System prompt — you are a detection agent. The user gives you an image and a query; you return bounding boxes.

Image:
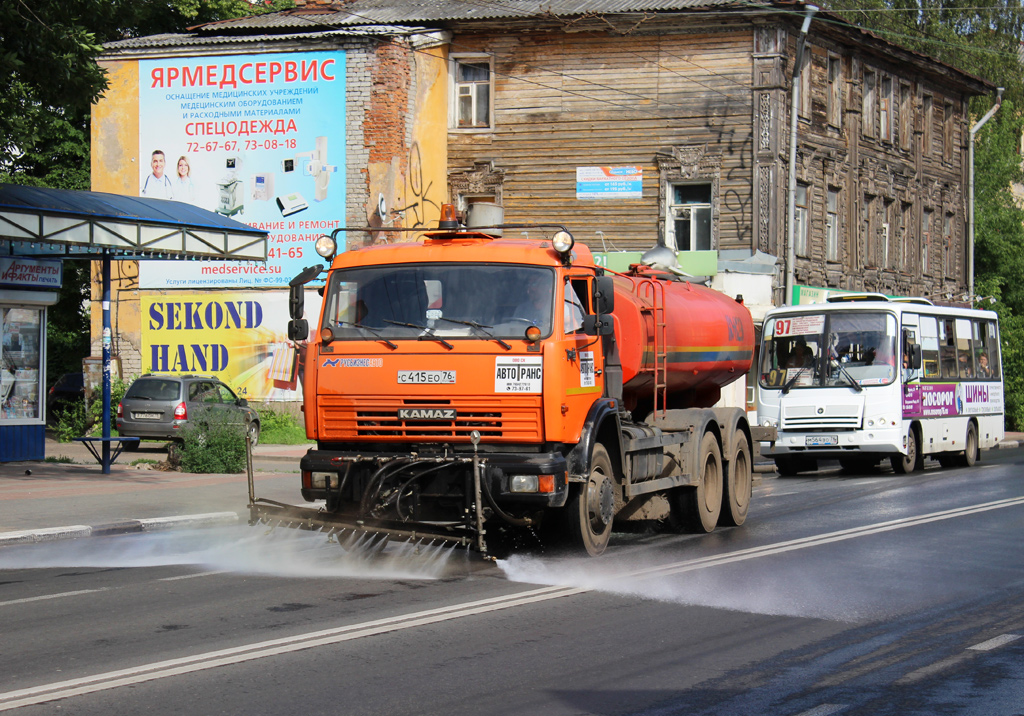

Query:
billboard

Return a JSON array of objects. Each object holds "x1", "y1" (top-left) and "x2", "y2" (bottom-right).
[
  {"x1": 140, "y1": 290, "x2": 321, "y2": 402},
  {"x1": 137, "y1": 51, "x2": 346, "y2": 289}
]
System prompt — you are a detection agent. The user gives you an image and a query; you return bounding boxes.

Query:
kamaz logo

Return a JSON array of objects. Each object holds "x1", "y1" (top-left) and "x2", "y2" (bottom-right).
[{"x1": 398, "y1": 408, "x2": 457, "y2": 420}]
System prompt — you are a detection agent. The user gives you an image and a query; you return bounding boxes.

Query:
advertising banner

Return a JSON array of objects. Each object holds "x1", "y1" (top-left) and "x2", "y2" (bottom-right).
[
  {"x1": 902, "y1": 382, "x2": 1003, "y2": 418},
  {"x1": 140, "y1": 290, "x2": 321, "y2": 402},
  {"x1": 575, "y1": 167, "x2": 642, "y2": 200},
  {"x1": 137, "y1": 51, "x2": 346, "y2": 289}
]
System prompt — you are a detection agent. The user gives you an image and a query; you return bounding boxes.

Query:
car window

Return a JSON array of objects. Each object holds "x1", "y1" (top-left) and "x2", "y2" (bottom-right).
[
  {"x1": 188, "y1": 382, "x2": 205, "y2": 401},
  {"x1": 215, "y1": 383, "x2": 237, "y2": 403},
  {"x1": 125, "y1": 378, "x2": 181, "y2": 401}
]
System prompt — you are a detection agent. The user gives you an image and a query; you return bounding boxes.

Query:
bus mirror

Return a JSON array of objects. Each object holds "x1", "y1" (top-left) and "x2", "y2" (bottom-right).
[
  {"x1": 287, "y1": 318, "x2": 309, "y2": 342},
  {"x1": 289, "y1": 283, "x2": 304, "y2": 320},
  {"x1": 594, "y1": 276, "x2": 615, "y2": 315},
  {"x1": 910, "y1": 343, "x2": 922, "y2": 370}
]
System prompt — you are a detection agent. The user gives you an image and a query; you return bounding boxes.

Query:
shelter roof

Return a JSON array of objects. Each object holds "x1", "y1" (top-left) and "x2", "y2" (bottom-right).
[{"x1": 0, "y1": 184, "x2": 267, "y2": 261}]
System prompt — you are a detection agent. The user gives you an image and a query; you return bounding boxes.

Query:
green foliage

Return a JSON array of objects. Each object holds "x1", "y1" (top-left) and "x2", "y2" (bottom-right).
[
  {"x1": 88, "y1": 376, "x2": 131, "y2": 435},
  {"x1": 44, "y1": 455, "x2": 75, "y2": 464},
  {"x1": 53, "y1": 402, "x2": 89, "y2": 442},
  {"x1": 175, "y1": 414, "x2": 247, "y2": 474},
  {"x1": 256, "y1": 404, "x2": 312, "y2": 444}
]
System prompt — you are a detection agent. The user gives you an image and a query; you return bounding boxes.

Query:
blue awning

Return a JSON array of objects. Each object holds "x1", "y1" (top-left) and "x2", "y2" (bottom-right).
[{"x1": 0, "y1": 183, "x2": 267, "y2": 261}]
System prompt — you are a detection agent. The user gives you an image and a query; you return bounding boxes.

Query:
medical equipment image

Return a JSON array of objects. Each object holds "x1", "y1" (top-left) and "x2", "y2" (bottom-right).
[
  {"x1": 281, "y1": 158, "x2": 296, "y2": 173},
  {"x1": 276, "y1": 192, "x2": 308, "y2": 217},
  {"x1": 216, "y1": 155, "x2": 245, "y2": 216},
  {"x1": 252, "y1": 173, "x2": 275, "y2": 201},
  {"x1": 293, "y1": 136, "x2": 336, "y2": 202}
]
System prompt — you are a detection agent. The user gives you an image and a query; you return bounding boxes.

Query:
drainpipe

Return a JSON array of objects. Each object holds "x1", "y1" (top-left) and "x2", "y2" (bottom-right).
[
  {"x1": 785, "y1": 4, "x2": 818, "y2": 305},
  {"x1": 968, "y1": 87, "x2": 1003, "y2": 304}
]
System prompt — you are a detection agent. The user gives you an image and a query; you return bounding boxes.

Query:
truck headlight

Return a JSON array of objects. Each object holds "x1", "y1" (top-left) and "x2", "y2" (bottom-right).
[{"x1": 510, "y1": 474, "x2": 556, "y2": 493}]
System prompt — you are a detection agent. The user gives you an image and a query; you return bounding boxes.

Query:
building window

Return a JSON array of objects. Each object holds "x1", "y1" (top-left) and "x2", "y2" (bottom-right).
[
  {"x1": 799, "y1": 48, "x2": 812, "y2": 119},
  {"x1": 863, "y1": 70, "x2": 876, "y2": 138},
  {"x1": 901, "y1": 201, "x2": 912, "y2": 272},
  {"x1": 944, "y1": 212, "x2": 955, "y2": 276},
  {"x1": 899, "y1": 82, "x2": 912, "y2": 150},
  {"x1": 826, "y1": 187, "x2": 840, "y2": 262},
  {"x1": 922, "y1": 209, "x2": 932, "y2": 276},
  {"x1": 452, "y1": 57, "x2": 492, "y2": 129},
  {"x1": 795, "y1": 183, "x2": 810, "y2": 257},
  {"x1": 863, "y1": 194, "x2": 875, "y2": 266},
  {"x1": 880, "y1": 76, "x2": 893, "y2": 142},
  {"x1": 922, "y1": 95, "x2": 933, "y2": 155},
  {"x1": 827, "y1": 56, "x2": 842, "y2": 127},
  {"x1": 882, "y1": 198, "x2": 893, "y2": 268},
  {"x1": 943, "y1": 102, "x2": 954, "y2": 159},
  {"x1": 667, "y1": 183, "x2": 713, "y2": 251}
]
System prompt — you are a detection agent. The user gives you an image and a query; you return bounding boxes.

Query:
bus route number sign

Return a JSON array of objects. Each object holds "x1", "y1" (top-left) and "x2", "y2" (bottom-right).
[{"x1": 773, "y1": 315, "x2": 826, "y2": 337}]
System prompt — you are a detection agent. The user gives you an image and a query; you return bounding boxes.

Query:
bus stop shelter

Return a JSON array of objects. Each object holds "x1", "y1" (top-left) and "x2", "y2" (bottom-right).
[{"x1": 0, "y1": 183, "x2": 268, "y2": 471}]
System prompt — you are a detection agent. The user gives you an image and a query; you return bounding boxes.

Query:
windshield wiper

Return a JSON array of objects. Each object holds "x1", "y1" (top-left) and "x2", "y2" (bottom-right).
[
  {"x1": 382, "y1": 319, "x2": 454, "y2": 350},
  {"x1": 337, "y1": 321, "x2": 398, "y2": 350},
  {"x1": 831, "y1": 360, "x2": 864, "y2": 392},
  {"x1": 435, "y1": 317, "x2": 512, "y2": 350},
  {"x1": 781, "y1": 365, "x2": 809, "y2": 394}
]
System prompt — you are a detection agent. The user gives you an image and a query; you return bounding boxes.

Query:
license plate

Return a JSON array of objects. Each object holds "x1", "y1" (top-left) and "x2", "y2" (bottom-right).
[
  {"x1": 132, "y1": 412, "x2": 161, "y2": 420},
  {"x1": 397, "y1": 370, "x2": 456, "y2": 384},
  {"x1": 805, "y1": 435, "x2": 838, "y2": 446}
]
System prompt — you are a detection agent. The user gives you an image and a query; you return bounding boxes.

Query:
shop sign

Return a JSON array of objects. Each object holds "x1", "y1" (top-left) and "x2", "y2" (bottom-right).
[{"x1": 0, "y1": 257, "x2": 62, "y2": 289}]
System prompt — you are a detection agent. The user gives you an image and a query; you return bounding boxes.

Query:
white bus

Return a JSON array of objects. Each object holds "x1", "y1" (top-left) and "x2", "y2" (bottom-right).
[{"x1": 756, "y1": 294, "x2": 1004, "y2": 475}]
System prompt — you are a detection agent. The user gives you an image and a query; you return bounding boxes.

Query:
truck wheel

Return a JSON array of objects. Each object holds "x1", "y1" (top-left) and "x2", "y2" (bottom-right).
[
  {"x1": 678, "y1": 431, "x2": 722, "y2": 533},
  {"x1": 890, "y1": 427, "x2": 919, "y2": 474},
  {"x1": 961, "y1": 423, "x2": 979, "y2": 467},
  {"x1": 721, "y1": 429, "x2": 750, "y2": 527},
  {"x1": 775, "y1": 455, "x2": 800, "y2": 477},
  {"x1": 567, "y1": 444, "x2": 615, "y2": 556}
]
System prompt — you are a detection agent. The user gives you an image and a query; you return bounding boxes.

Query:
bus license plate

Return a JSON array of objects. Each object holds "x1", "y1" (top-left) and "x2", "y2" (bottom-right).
[{"x1": 805, "y1": 435, "x2": 838, "y2": 446}]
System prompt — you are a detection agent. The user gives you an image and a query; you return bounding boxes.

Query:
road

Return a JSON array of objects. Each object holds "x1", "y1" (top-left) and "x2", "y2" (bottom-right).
[{"x1": 1, "y1": 447, "x2": 1023, "y2": 715}]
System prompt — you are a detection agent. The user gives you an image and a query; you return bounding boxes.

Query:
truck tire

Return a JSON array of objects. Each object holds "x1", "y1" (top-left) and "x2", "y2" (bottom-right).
[
  {"x1": 678, "y1": 431, "x2": 722, "y2": 533},
  {"x1": 721, "y1": 429, "x2": 750, "y2": 527},
  {"x1": 567, "y1": 443, "x2": 615, "y2": 556}
]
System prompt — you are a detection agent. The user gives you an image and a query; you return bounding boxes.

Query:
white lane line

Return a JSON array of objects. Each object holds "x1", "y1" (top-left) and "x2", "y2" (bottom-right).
[
  {"x1": 968, "y1": 633, "x2": 1021, "y2": 651},
  {"x1": 158, "y1": 571, "x2": 228, "y2": 582},
  {"x1": 3, "y1": 495, "x2": 1024, "y2": 710},
  {"x1": 794, "y1": 705, "x2": 847, "y2": 716},
  {"x1": 0, "y1": 584, "x2": 584, "y2": 711},
  {"x1": 0, "y1": 588, "x2": 109, "y2": 608}
]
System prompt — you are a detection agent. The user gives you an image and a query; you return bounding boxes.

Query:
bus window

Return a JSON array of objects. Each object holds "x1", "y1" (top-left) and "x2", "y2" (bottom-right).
[
  {"x1": 939, "y1": 318, "x2": 958, "y2": 379},
  {"x1": 919, "y1": 316, "x2": 939, "y2": 379},
  {"x1": 955, "y1": 318, "x2": 974, "y2": 378},
  {"x1": 976, "y1": 320, "x2": 1000, "y2": 380}
]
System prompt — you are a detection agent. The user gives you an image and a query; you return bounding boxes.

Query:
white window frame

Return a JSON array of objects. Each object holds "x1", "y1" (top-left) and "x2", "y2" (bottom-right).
[
  {"x1": 666, "y1": 183, "x2": 713, "y2": 252},
  {"x1": 826, "y1": 187, "x2": 840, "y2": 262},
  {"x1": 795, "y1": 183, "x2": 810, "y2": 257},
  {"x1": 450, "y1": 54, "x2": 494, "y2": 131}
]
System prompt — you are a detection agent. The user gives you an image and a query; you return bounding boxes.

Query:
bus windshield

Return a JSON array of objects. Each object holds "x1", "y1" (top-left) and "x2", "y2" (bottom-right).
[{"x1": 760, "y1": 312, "x2": 898, "y2": 390}]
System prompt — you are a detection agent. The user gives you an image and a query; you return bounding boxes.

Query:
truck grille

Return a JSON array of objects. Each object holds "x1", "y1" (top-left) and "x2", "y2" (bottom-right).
[{"x1": 317, "y1": 396, "x2": 543, "y2": 441}]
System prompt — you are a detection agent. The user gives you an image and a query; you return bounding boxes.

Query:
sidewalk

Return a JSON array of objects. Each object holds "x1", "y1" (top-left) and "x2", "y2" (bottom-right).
[
  {"x1": 2, "y1": 434, "x2": 1021, "y2": 547},
  {"x1": 0, "y1": 437, "x2": 310, "y2": 544}
]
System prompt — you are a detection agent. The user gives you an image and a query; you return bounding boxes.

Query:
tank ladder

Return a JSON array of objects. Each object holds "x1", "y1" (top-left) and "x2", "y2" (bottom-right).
[{"x1": 637, "y1": 278, "x2": 669, "y2": 419}]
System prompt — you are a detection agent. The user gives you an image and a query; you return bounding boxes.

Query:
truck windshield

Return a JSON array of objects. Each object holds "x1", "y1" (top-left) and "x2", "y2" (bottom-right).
[
  {"x1": 759, "y1": 311, "x2": 898, "y2": 390},
  {"x1": 321, "y1": 263, "x2": 556, "y2": 340}
]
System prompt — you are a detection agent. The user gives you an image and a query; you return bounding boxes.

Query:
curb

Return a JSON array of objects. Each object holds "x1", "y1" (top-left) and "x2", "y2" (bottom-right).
[
  {"x1": 0, "y1": 511, "x2": 240, "y2": 547},
  {"x1": 993, "y1": 440, "x2": 1020, "y2": 450}
]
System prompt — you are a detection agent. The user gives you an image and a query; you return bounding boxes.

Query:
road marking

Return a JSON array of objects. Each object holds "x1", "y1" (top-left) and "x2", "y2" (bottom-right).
[
  {"x1": 794, "y1": 705, "x2": 847, "y2": 716},
  {"x1": 2, "y1": 495, "x2": 1024, "y2": 710},
  {"x1": 158, "y1": 571, "x2": 228, "y2": 582},
  {"x1": 968, "y1": 633, "x2": 1021, "y2": 651},
  {"x1": 0, "y1": 588, "x2": 109, "y2": 607}
]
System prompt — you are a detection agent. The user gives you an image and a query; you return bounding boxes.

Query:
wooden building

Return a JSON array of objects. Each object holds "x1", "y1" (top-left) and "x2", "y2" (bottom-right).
[{"x1": 243, "y1": 0, "x2": 992, "y2": 304}]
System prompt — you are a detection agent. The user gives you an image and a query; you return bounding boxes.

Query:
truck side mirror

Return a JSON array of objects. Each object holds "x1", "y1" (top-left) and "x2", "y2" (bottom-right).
[
  {"x1": 582, "y1": 315, "x2": 614, "y2": 336},
  {"x1": 288, "y1": 318, "x2": 309, "y2": 342},
  {"x1": 594, "y1": 276, "x2": 615, "y2": 315},
  {"x1": 289, "y1": 284, "x2": 304, "y2": 320}
]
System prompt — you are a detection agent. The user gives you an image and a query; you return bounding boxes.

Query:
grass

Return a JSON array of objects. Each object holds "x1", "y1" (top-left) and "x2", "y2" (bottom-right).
[
  {"x1": 256, "y1": 405, "x2": 314, "y2": 445},
  {"x1": 44, "y1": 455, "x2": 75, "y2": 463}
]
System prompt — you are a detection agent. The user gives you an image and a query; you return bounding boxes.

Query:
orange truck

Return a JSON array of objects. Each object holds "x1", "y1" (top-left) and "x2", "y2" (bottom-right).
[{"x1": 250, "y1": 206, "x2": 760, "y2": 557}]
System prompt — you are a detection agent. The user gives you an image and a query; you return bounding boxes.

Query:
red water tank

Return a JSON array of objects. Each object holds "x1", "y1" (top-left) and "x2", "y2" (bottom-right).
[{"x1": 610, "y1": 268, "x2": 754, "y2": 409}]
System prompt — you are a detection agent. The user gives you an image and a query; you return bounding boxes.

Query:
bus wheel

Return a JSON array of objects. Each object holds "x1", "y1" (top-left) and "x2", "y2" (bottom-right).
[
  {"x1": 721, "y1": 429, "x2": 751, "y2": 527},
  {"x1": 890, "y1": 428, "x2": 919, "y2": 474},
  {"x1": 961, "y1": 423, "x2": 979, "y2": 467},
  {"x1": 678, "y1": 432, "x2": 723, "y2": 532},
  {"x1": 567, "y1": 443, "x2": 615, "y2": 556}
]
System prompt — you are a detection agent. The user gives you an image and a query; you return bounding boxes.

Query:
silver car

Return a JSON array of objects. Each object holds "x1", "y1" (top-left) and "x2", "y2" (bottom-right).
[{"x1": 117, "y1": 374, "x2": 260, "y2": 448}]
